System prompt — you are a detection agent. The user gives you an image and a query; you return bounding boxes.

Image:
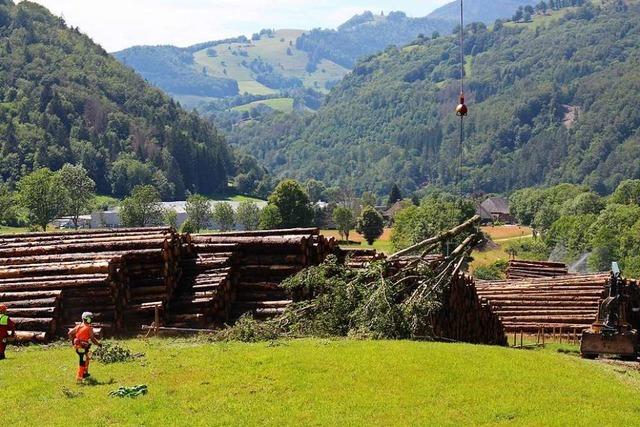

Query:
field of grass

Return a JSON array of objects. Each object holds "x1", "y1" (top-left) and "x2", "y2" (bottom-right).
[
  {"x1": 504, "y1": 8, "x2": 573, "y2": 30},
  {"x1": 232, "y1": 97, "x2": 294, "y2": 113},
  {"x1": 0, "y1": 225, "x2": 28, "y2": 234},
  {"x1": 3, "y1": 338, "x2": 640, "y2": 425},
  {"x1": 322, "y1": 228, "x2": 393, "y2": 254},
  {"x1": 471, "y1": 225, "x2": 534, "y2": 270},
  {"x1": 193, "y1": 29, "x2": 349, "y2": 96}
]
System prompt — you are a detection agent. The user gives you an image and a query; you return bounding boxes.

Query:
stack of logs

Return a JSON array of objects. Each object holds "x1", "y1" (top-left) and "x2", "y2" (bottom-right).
[
  {"x1": 506, "y1": 260, "x2": 569, "y2": 279},
  {"x1": 432, "y1": 274, "x2": 507, "y2": 345},
  {"x1": 0, "y1": 228, "x2": 180, "y2": 341},
  {"x1": 183, "y1": 228, "x2": 337, "y2": 322},
  {"x1": 476, "y1": 274, "x2": 609, "y2": 333}
]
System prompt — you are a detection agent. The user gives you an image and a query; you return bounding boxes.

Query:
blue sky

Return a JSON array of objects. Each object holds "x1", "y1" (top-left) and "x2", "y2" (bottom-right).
[{"x1": 26, "y1": 0, "x2": 452, "y2": 51}]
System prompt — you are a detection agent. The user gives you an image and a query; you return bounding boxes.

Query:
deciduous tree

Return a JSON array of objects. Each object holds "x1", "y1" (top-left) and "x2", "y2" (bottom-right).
[
  {"x1": 17, "y1": 168, "x2": 66, "y2": 231},
  {"x1": 120, "y1": 185, "x2": 164, "y2": 227},
  {"x1": 59, "y1": 164, "x2": 95, "y2": 229},
  {"x1": 357, "y1": 206, "x2": 384, "y2": 245}
]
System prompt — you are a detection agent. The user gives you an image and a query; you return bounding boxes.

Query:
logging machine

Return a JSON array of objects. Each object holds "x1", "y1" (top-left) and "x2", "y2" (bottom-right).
[{"x1": 580, "y1": 262, "x2": 640, "y2": 360}]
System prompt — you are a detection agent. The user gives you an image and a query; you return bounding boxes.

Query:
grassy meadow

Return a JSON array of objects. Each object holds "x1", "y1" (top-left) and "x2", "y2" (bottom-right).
[
  {"x1": 193, "y1": 29, "x2": 349, "y2": 96},
  {"x1": 322, "y1": 228, "x2": 394, "y2": 254},
  {"x1": 2, "y1": 338, "x2": 640, "y2": 426}
]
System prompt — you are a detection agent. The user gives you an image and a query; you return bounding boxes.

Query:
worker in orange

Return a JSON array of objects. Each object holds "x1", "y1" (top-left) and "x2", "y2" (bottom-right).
[
  {"x1": 68, "y1": 311, "x2": 101, "y2": 382},
  {"x1": 0, "y1": 304, "x2": 16, "y2": 360}
]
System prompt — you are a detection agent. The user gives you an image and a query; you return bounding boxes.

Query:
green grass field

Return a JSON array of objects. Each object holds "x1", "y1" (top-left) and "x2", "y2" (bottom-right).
[
  {"x1": 232, "y1": 97, "x2": 294, "y2": 113},
  {"x1": 0, "y1": 225, "x2": 28, "y2": 234},
  {"x1": 193, "y1": 29, "x2": 349, "y2": 96},
  {"x1": 3, "y1": 339, "x2": 640, "y2": 426}
]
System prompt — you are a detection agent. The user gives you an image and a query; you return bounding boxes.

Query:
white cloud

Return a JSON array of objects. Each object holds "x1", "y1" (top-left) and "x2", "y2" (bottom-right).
[{"x1": 23, "y1": 0, "x2": 452, "y2": 51}]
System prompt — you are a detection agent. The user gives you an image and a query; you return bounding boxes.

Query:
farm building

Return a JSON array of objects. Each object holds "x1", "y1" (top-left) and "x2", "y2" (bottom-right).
[{"x1": 477, "y1": 197, "x2": 514, "y2": 224}]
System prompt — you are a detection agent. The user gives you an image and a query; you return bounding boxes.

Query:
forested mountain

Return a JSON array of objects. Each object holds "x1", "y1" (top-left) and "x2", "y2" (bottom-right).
[
  {"x1": 295, "y1": 0, "x2": 536, "y2": 69},
  {"x1": 428, "y1": 0, "x2": 536, "y2": 22},
  {"x1": 0, "y1": 0, "x2": 232, "y2": 199},
  {"x1": 226, "y1": 2, "x2": 640, "y2": 197}
]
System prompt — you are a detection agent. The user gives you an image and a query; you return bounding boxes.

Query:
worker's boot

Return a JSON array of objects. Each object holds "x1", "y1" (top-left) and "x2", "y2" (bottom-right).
[{"x1": 0, "y1": 353, "x2": 5, "y2": 360}]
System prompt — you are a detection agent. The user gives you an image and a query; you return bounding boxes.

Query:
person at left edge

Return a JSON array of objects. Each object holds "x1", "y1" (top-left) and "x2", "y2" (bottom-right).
[{"x1": 0, "y1": 304, "x2": 16, "y2": 360}]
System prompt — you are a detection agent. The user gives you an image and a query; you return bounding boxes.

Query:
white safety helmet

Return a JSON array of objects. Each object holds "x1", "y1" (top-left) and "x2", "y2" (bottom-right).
[{"x1": 82, "y1": 311, "x2": 94, "y2": 323}]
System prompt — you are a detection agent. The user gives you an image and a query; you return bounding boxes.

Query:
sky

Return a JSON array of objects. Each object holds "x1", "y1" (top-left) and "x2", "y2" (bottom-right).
[{"x1": 24, "y1": 0, "x2": 452, "y2": 52}]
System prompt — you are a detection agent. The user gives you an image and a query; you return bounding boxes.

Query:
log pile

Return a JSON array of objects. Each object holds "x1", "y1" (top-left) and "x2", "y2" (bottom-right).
[
  {"x1": 186, "y1": 228, "x2": 337, "y2": 322},
  {"x1": 339, "y1": 248, "x2": 386, "y2": 269},
  {"x1": 168, "y1": 249, "x2": 237, "y2": 328},
  {"x1": 506, "y1": 260, "x2": 569, "y2": 279},
  {"x1": 431, "y1": 274, "x2": 507, "y2": 345},
  {"x1": 476, "y1": 274, "x2": 609, "y2": 333},
  {"x1": 0, "y1": 228, "x2": 179, "y2": 341}
]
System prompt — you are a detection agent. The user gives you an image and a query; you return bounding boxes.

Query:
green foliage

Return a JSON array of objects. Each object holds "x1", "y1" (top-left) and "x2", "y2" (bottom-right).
[
  {"x1": 268, "y1": 180, "x2": 313, "y2": 228},
  {"x1": 163, "y1": 209, "x2": 178, "y2": 229},
  {"x1": 357, "y1": 207, "x2": 385, "y2": 245},
  {"x1": 109, "y1": 384, "x2": 148, "y2": 398},
  {"x1": 211, "y1": 314, "x2": 280, "y2": 342},
  {"x1": 59, "y1": 164, "x2": 95, "y2": 229},
  {"x1": 0, "y1": 1, "x2": 231, "y2": 197},
  {"x1": 387, "y1": 184, "x2": 402, "y2": 206},
  {"x1": 332, "y1": 206, "x2": 354, "y2": 241},
  {"x1": 119, "y1": 185, "x2": 164, "y2": 227},
  {"x1": 181, "y1": 219, "x2": 197, "y2": 234},
  {"x1": 473, "y1": 260, "x2": 508, "y2": 280},
  {"x1": 185, "y1": 194, "x2": 211, "y2": 232},
  {"x1": 0, "y1": 181, "x2": 17, "y2": 225},
  {"x1": 281, "y1": 255, "x2": 442, "y2": 339},
  {"x1": 16, "y1": 168, "x2": 66, "y2": 231},
  {"x1": 505, "y1": 238, "x2": 550, "y2": 261},
  {"x1": 259, "y1": 204, "x2": 282, "y2": 230},
  {"x1": 610, "y1": 180, "x2": 640, "y2": 205},
  {"x1": 587, "y1": 203, "x2": 640, "y2": 272},
  {"x1": 212, "y1": 202, "x2": 235, "y2": 231},
  {"x1": 391, "y1": 192, "x2": 474, "y2": 251},
  {"x1": 235, "y1": 201, "x2": 261, "y2": 231},
  {"x1": 230, "y1": 5, "x2": 640, "y2": 197},
  {"x1": 304, "y1": 179, "x2": 326, "y2": 203},
  {"x1": 93, "y1": 342, "x2": 143, "y2": 364}
]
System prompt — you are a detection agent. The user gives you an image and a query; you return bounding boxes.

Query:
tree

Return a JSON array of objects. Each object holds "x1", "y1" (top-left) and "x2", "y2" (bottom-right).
[
  {"x1": 305, "y1": 179, "x2": 326, "y2": 202},
  {"x1": 0, "y1": 181, "x2": 15, "y2": 225},
  {"x1": 332, "y1": 206, "x2": 355, "y2": 241},
  {"x1": 17, "y1": 168, "x2": 66, "y2": 231},
  {"x1": 120, "y1": 185, "x2": 164, "y2": 227},
  {"x1": 236, "y1": 201, "x2": 261, "y2": 231},
  {"x1": 259, "y1": 204, "x2": 282, "y2": 230},
  {"x1": 59, "y1": 164, "x2": 96, "y2": 229},
  {"x1": 387, "y1": 184, "x2": 402, "y2": 206},
  {"x1": 535, "y1": 1, "x2": 548, "y2": 13},
  {"x1": 361, "y1": 191, "x2": 377, "y2": 208},
  {"x1": 164, "y1": 209, "x2": 178, "y2": 229},
  {"x1": 185, "y1": 194, "x2": 212, "y2": 232},
  {"x1": 357, "y1": 206, "x2": 384, "y2": 245},
  {"x1": 268, "y1": 180, "x2": 314, "y2": 228},
  {"x1": 513, "y1": 7, "x2": 524, "y2": 22},
  {"x1": 610, "y1": 180, "x2": 640, "y2": 205},
  {"x1": 212, "y1": 202, "x2": 235, "y2": 231}
]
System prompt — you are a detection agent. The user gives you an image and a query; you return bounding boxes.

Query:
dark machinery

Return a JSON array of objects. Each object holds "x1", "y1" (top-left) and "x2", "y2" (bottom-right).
[{"x1": 580, "y1": 262, "x2": 639, "y2": 360}]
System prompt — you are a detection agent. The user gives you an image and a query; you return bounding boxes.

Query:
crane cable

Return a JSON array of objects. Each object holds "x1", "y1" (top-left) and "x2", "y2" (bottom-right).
[{"x1": 455, "y1": 0, "x2": 468, "y2": 187}]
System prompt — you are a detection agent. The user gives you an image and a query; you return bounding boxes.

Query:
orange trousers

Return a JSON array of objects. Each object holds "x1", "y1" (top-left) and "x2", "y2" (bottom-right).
[{"x1": 75, "y1": 347, "x2": 91, "y2": 381}]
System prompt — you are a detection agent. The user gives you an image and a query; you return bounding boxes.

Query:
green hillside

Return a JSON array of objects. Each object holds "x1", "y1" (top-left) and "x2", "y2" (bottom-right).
[
  {"x1": 0, "y1": 0, "x2": 232, "y2": 199},
  {"x1": 227, "y1": 2, "x2": 640, "y2": 196},
  {"x1": 194, "y1": 29, "x2": 348, "y2": 96}
]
